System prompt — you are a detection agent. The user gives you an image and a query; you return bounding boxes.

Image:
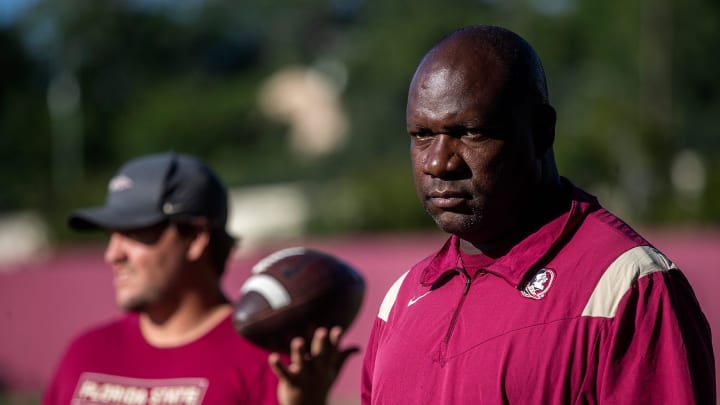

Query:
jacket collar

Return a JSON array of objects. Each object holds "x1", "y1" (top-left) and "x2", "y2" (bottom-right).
[{"x1": 420, "y1": 182, "x2": 599, "y2": 289}]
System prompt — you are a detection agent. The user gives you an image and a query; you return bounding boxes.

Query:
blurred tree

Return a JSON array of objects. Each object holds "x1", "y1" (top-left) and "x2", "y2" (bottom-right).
[
  {"x1": 1, "y1": 0, "x2": 718, "y2": 243},
  {"x1": 0, "y1": 27, "x2": 52, "y2": 212}
]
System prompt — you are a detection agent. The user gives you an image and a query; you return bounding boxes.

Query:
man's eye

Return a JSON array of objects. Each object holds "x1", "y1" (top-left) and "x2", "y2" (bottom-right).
[
  {"x1": 125, "y1": 230, "x2": 160, "y2": 244},
  {"x1": 410, "y1": 131, "x2": 433, "y2": 139},
  {"x1": 119, "y1": 223, "x2": 168, "y2": 245},
  {"x1": 463, "y1": 127, "x2": 501, "y2": 141},
  {"x1": 464, "y1": 128, "x2": 484, "y2": 137}
]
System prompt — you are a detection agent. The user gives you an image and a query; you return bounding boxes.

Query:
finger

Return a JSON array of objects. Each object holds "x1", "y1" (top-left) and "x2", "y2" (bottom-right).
[
  {"x1": 310, "y1": 327, "x2": 330, "y2": 357},
  {"x1": 268, "y1": 352, "x2": 293, "y2": 381},
  {"x1": 328, "y1": 325, "x2": 344, "y2": 346},
  {"x1": 289, "y1": 336, "x2": 307, "y2": 368},
  {"x1": 335, "y1": 346, "x2": 360, "y2": 371}
]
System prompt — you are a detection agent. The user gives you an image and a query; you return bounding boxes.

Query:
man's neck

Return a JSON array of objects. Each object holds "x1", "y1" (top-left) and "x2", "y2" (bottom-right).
[
  {"x1": 461, "y1": 180, "x2": 571, "y2": 257},
  {"x1": 139, "y1": 296, "x2": 231, "y2": 348}
]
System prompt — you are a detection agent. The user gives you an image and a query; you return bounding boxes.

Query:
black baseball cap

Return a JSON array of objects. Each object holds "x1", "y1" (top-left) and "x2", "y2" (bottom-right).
[{"x1": 68, "y1": 152, "x2": 229, "y2": 232}]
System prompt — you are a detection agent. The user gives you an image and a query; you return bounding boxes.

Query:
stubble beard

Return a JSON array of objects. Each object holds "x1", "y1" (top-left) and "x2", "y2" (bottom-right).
[
  {"x1": 426, "y1": 202, "x2": 485, "y2": 240},
  {"x1": 118, "y1": 295, "x2": 150, "y2": 313}
]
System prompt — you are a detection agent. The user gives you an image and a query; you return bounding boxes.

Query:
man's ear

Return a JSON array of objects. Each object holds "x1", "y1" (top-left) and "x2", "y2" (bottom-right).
[
  {"x1": 533, "y1": 104, "x2": 556, "y2": 157},
  {"x1": 186, "y1": 226, "x2": 210, "y2": 262}
]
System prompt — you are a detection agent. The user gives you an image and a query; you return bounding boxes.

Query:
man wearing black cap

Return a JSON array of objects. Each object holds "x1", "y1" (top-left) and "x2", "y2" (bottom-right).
[{"x1": 43, "y1": 152, "x2": 345, "y2": 405}]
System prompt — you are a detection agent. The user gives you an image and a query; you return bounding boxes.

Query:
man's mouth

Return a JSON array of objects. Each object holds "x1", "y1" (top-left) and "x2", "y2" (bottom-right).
[
  {"x1": 113, "y1": 266, "x2": 133, "y2": 286},
  {"x1": 427, "y1": 190, "x2": 467, "y2": 209}
]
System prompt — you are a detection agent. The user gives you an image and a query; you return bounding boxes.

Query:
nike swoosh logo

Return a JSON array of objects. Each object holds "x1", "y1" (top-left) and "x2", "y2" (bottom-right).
[{"x1": 407, "y1": 290, "x2": 432, "y2": 307}]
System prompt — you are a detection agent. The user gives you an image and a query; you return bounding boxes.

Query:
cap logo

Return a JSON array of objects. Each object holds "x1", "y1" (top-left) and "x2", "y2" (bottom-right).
[
  {"x1": 108, "y1": 174, "x2": 134, "y2": 192},
  {"x1": 163, "y1": 202, "x2": 180, "y2": 214},
  {"x1": 521, "y1": 268, "x2": 555, "y2": 300}
]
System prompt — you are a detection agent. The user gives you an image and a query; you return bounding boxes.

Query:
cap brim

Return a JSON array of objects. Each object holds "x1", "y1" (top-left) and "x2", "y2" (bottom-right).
[{"x1": 68, "y1": 206, "x2": 167, "y2": 231}]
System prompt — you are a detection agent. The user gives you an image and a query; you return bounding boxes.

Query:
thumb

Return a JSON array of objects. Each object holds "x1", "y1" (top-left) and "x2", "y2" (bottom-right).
[{"x1": 334, "y1": 346, "x2": 360, "y2": 371}]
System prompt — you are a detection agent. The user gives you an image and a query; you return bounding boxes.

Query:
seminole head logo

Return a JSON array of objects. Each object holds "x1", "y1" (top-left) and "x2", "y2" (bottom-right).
[{"x1": 521, "y1": 268, "x2": 555, "y2": 300}]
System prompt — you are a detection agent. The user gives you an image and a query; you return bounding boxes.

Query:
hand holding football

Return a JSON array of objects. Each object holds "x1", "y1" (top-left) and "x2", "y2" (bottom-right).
[{"x1": 233, "y1": 247, "x2": 365, "y2": 353}]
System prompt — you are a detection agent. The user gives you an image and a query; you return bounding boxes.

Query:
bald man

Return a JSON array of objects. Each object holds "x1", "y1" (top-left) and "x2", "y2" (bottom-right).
[{"x1": 361, "y1": 25, "x2": 715, "y2": 404}]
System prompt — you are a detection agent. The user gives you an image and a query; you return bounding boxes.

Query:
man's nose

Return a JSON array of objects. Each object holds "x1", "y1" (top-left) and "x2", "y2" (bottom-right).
[
  {"x1": 422, "y1": 135, "x2": 465, "y2": 178},
  {"x1": 104, "y1": 232, "x2": 126, "y2": 265}
]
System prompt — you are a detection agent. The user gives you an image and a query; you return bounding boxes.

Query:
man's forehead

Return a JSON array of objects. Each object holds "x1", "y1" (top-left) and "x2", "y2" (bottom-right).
[
  {"x1": 409, "y1": 62, "x2": 509, "y2": 112},
  {"x1": 418, "y1": 67, "x2": 453, "y2": 94},
  {"x1": 413, "y1": 48, "x2": 507, "y2": 91},
  {"x1": 409, "y1": 66, "x2": 466, "y2": 105}
]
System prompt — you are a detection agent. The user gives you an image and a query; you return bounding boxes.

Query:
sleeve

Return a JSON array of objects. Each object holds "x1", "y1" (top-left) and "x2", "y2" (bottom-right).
[
  {"x1": 242, "y1": 348, "x2": 281, "y2": 405},
  {"x1": 254, "y1": 368, "x2": 280, "y2": 405},
  {"x1": 361, "y1": 317, "x2": 385, "y2": 405},
  {"x1": 361, "y1": 270, "x2": 409, "y2": 405},
  {"x1": 596, "y1": 269, "x2": 715, "y2": 404},
  {"x1": 42, "y1": 369, "x2": 63, "y2": 405},
  {"x1": 42, "y1": 339, "x2": 83, "y2": 405}
]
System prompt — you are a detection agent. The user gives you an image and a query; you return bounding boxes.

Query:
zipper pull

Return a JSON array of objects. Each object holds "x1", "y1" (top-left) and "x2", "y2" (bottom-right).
[
  {"x1": 463, "y1": 268, "x2": 487, "y2": 295},
  {"x1": 462, "y1": 270, "x2": 471, "y2": 295}
]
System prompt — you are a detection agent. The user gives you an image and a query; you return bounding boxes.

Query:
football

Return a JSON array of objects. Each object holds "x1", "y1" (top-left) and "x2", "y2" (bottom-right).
[{"x1": 233, "y1": 247, "x2": 365, "y2": 353}]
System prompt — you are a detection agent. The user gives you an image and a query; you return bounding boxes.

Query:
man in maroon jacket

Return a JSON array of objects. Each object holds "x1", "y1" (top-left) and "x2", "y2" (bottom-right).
[{"x1": 360, "y1": 25, "x2": 715, "y2": 404}]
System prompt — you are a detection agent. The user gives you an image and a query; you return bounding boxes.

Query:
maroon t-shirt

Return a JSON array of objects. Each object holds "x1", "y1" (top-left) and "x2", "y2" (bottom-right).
[{"x1": 43, "y1": 314, "x2": 278, "y2": 405}]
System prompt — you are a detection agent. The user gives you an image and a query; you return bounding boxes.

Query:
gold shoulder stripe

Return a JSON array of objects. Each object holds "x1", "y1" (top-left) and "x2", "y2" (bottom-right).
[
  {"x1": 581, "y1": 246, "x2": 677, "y2": 318},
  {"x1": 378, "y1": 270, "x2": 410, "y2": 322}
]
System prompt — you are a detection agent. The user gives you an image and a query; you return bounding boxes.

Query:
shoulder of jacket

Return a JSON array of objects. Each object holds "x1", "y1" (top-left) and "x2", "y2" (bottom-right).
[
  {"x1": 581, "y1": 245, "x2": 677, "y2": 318},
  {"x1": 377, "y1": 270, "x2": 411, "y2": 322}
]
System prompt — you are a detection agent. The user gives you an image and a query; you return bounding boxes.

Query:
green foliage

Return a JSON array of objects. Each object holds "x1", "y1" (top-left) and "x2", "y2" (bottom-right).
[
  {"x1": 1, "y1": 0, "x2": 719, "y2": 243},
  {"x1": 0, "y1": 391, "x2": 40, "y2": 405},
  {"x1": 306, "y1": 158, "x2": 428, "y2": 234}
]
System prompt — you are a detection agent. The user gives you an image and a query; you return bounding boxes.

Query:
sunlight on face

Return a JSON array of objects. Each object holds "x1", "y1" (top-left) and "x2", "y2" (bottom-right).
[{"x1": 104, "y1": 223, "x2": 190, "y2": 312}]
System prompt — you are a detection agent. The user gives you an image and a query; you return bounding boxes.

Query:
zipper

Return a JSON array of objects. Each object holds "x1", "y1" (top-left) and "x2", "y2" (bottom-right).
[{"x1": 443, "y1": 268, "x2": 472, "y2": 345}]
